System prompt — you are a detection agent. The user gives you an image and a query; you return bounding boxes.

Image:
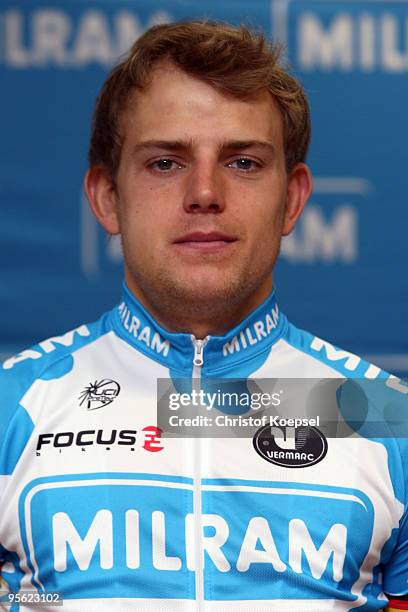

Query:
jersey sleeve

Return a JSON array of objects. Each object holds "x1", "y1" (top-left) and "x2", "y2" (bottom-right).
[
  {"x1": 377, "y1": 380, "x2": 408, "y2": 599},
  {"x1": 0, "y1": 362, "x2": 36, "y2": 601},
  {"x1": 0, "y1": 361, "x2": 36, "y2": 480},
  {"x1": 337, "y1": 377, "x2": 408, "y2": 599},
  {"x1": 382, "y1": 435, "x2": 408, "y2": 597}
]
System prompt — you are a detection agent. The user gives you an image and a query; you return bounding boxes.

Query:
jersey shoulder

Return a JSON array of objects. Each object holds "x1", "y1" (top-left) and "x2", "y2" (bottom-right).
[
  {"x1": 0, "y1": 309, "x2": 114, "y2": 442},
  {"x1": 284, "y1": 320, "x2": 390, "y2": 379},
  {"x1": 284, "y1": 320, "x2": 408, "y2": 498},
  {"x1": 283, "y1": 320, "x2": 408, "y2": 438}
]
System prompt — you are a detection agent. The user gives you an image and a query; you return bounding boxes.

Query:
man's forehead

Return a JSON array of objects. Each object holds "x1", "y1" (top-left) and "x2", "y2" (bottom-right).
[
  {"x1": 129, "y1": 65, "x2": 278, "y2": 112},
  {"x1": 121, "y1": 69, "x2": 284, "y2": 149}
]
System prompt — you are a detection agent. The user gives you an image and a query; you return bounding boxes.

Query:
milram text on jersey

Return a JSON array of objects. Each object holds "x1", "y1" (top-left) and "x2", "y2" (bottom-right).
[{"x1": 1, "y1": 283, "x2": 408, "y2": 611}]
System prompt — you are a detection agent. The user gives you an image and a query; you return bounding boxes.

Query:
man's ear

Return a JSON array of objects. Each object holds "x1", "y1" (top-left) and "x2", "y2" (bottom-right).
[
  {"x1": 282, "y1": 162, "x2": 313, "y2": 236},
  {"x1": 84, "y1": 166, "x2": 120, "y2": 235}
]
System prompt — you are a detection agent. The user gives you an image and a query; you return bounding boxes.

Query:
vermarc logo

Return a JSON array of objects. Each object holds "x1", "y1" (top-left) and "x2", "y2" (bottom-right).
[{"x1": 253, "y1": 424, "x2": 328, "y2": 468}]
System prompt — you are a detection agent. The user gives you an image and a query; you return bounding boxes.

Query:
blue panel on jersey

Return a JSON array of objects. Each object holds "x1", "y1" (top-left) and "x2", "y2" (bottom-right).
[
  {"x1": 16, "y1": 473, "x2": 385, "y2": 604},
  {"x1": 0, "y1": 405, "x2": 34, "y2": 475},
  {"x1": 18, "y1": 473, "x2": 194, "y2": 600},
  {"x1": 202, "y1": 479, "x2": 374, "y2": 602},
  {"x1": 0, "y1": 366, "x2": 34, "y2": 445},
  {"x1": 39, "y1": 355, "x2": 74, "y2": 380}
]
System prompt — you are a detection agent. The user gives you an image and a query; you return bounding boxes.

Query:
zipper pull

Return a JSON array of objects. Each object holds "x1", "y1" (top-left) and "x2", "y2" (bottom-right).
[
  {"x1": 193, "y1": 339, "x2": 205, "y2": 366},
  {"x1": 191, "y1": 336, "x2": 209, "y2": 368}
]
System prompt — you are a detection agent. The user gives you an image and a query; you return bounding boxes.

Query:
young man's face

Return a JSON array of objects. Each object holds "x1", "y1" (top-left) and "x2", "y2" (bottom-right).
[{"x1": 88, "y1": 62, "x2": 311, "y2": 328}]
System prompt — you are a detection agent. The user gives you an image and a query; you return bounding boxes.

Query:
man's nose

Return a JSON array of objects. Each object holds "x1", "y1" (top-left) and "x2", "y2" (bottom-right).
[{"x1": 182, "y1": 162, "x2": 226, "y2": 214}]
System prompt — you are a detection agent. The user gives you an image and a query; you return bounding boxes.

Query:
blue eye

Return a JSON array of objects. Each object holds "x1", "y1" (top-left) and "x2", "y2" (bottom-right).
[
  {"x1": 149, "y1": 159, "x2": 182, "y2": 172},
  {"x1": 155, "y1": 159, "x2": 173, "y2": 171},
  {"x1": 228, "y1": 158, "x2": 260, "y2": 171}
]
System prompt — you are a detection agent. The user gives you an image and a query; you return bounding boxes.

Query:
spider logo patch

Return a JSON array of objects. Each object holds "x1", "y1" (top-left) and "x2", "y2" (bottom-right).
[{"x1": 79, "y1": 379, "x2": 121, "y2": 410}]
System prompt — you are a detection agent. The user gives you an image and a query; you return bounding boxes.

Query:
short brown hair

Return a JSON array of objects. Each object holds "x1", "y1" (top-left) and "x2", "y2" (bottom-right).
[{"x1": 88, "y1": 20, "x2": 311, "y2": 176}]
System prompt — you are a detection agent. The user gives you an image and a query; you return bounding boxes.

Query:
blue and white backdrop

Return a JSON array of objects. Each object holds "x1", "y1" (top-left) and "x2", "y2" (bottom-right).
[{"x1": 1, "y1": 1, "x2": 407, "y2": 375}]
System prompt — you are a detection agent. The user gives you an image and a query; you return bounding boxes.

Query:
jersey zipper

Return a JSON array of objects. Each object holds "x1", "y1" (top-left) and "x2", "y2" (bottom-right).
[
  {"x1": 192, "y1": 337, "x2": 208, "y2": 378},
  {"x1": 191, "y1": 336, "x2": 209, "y2": 610}
]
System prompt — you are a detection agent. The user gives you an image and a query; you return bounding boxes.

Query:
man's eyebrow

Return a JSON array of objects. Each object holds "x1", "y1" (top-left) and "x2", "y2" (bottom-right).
[
  {"x1": 131, "y1": 140, "x2": 193, "y2": 153},
  {"x1": 131, "y1": 139, "x2": 276, "y2": 154},
  {"x1": 224, "y1": 140, "x2": 276, "y2": 154}
]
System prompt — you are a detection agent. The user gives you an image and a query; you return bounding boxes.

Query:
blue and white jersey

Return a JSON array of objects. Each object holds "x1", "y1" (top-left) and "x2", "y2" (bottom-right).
[{"x1": 1, "y1": 283, "x2": 408, "y2": 611}]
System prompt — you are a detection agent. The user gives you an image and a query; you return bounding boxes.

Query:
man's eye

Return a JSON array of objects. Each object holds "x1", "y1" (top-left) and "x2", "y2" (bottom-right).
[
  {"x1": 149, "y1": 159, "x2": 182, "y2": 172},
  {"x1": 228, "y1": 158, "x2": 260, "y2": 171}
]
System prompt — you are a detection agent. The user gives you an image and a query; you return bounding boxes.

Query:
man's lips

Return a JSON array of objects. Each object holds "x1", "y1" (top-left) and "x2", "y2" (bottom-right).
[{"x1": 173, "y1": 232, "x2": 237, "y2": 251}]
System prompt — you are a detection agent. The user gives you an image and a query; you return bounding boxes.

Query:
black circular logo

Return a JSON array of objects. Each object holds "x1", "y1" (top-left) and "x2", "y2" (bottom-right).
[{"x1": 253, "y1": 425, "x2": 328, "y2": 468}]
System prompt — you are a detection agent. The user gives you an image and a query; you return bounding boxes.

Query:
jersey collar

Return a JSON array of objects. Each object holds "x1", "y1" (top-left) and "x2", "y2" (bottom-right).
[{"x1": 112, "y1": 281, "x2": 287, "y2": 373}]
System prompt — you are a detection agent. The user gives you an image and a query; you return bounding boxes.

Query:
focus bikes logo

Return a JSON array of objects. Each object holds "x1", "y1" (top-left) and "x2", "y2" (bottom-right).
[
  {"x1": 35, "y1": 426, "x2": 164, "y2": 456},
  {"x1": 79, "y1": 379, "x2": 120, "y2": 410},
  {"x1": 253, "y1": 424, "x2": 327, "y2": 468}
]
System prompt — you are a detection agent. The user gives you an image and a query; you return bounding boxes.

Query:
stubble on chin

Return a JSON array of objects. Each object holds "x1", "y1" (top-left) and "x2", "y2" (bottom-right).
[{"x1": 126, "y1": 252, "x2": 277, "y2": 331}]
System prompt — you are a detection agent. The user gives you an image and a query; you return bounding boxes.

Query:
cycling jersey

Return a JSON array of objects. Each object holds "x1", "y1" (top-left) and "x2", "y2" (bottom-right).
[{"x1": 1, "y1": 283, "x2": 408, "y2": 611}]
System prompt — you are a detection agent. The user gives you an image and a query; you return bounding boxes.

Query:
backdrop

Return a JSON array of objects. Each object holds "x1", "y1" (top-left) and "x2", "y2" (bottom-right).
[{"x1": 1, "y1": 0, "x2": 407, "y2": 376}]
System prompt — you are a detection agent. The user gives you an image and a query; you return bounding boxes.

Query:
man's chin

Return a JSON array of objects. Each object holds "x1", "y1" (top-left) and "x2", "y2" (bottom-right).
[{"x1": 166, "y1": 275, "x2": 246, "y2": 309}]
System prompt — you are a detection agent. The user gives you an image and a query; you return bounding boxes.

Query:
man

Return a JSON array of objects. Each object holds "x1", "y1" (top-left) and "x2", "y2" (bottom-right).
[{"x1": 0, "y1": 20, "x2": 407, "y2": 611}]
